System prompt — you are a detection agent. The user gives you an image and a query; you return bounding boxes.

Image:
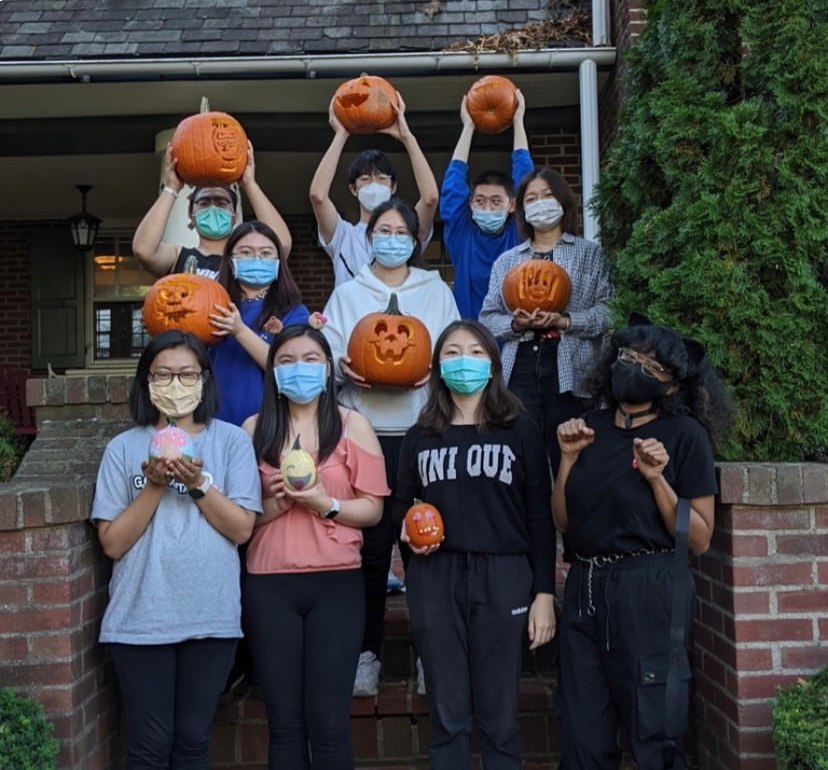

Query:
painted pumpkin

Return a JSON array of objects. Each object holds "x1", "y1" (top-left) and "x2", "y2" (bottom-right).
[
  {"x1": 347, "y1": 293, "x2": 431, "y2": 388},
  {"x1": 142, "y1": 258, "x2": 231, "y2": 345},
  {"x1": 466, "y1": 75, "x2": 519, "y2": 135},
  {"x1": 171, "y1": 111, "x2": 248, "y2": 186},
  {"x1": 148, "y1": 425, "x2": 194, "y2": 462},
  {"x1": 333, "y1": 76, "x2": 399, "y2": 135},
  {"x1": 502, "y1": 259, "x2": 572, "y2": 314},
  {"x1": 404, "y1": 501, "x2": 444, "y2": 549},
  {"x1": 280, "y1": 435, "x2": 317, "y2": 492}
]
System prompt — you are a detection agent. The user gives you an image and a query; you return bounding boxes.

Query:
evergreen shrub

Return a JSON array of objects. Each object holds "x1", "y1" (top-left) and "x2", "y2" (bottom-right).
[
  {"x1": 0, "y1": 688, "x2": 58, "y2": 770},
  {"x1": 773, "y1": 666, "x2": 828, "y2": 769}
]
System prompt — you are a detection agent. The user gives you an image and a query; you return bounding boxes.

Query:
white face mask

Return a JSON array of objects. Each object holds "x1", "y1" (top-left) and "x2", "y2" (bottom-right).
[
  {"x1": 357, "y1": 182, "x2": 392, "y2": 212},
  {"x1": 524, "y1": 198, "x2": 564, "y2": 231}
]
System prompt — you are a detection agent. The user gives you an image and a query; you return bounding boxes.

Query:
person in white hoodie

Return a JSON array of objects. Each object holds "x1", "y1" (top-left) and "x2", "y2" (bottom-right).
[{"x1": 323, "y1": 197, "x2": 460, "y2": 697}]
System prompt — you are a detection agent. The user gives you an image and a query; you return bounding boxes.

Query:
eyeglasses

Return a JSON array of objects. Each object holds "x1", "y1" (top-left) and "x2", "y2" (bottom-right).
[
  {"x1": 193, "y1": 196, "x2": 234, "y2": 210},
  {"x1": 617, "y1": 348, "x2": 672, "y2": 381},
  {"x1": 148, "y1": 371, "x2": 204, "y2": 386},
  {"x1": 231, "y1": 248, "x2": 279, "y2": 261}
]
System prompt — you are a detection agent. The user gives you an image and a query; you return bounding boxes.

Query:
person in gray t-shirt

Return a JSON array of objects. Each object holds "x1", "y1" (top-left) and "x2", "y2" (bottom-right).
[{"x1": 91, "y1": 330, "x2": 261, "y2": 769}]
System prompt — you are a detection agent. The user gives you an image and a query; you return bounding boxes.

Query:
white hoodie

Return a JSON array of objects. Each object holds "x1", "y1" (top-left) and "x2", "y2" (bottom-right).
[{"x1": 322, "y1": 264, "x2": 460, "y2": 434}]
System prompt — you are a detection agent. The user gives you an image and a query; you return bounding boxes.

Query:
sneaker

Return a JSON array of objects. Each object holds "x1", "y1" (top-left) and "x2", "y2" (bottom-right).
[
  {"x1": 415, "y1": 657, "x2": 426, "y2": 696},
  {"x1": 353, "y1": 651, "x2": 381, "y2": 697},
  {"x1": 386, "y1": 570, "x2": 406, "y2": 594}
]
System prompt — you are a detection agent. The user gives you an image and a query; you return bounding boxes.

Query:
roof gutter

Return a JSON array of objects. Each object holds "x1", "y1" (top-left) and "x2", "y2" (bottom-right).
[{"x1": 0, "y1": 48, "x2": 615, "y2": 83}]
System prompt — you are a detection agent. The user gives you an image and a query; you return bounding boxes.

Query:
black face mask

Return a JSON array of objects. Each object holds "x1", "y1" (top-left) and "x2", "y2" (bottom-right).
[{"x1": 611, "y1": 360, "x2": 672, "y2": 405}]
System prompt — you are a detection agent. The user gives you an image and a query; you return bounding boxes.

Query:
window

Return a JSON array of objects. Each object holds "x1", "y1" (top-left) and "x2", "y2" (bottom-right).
[{"x1": 422, "y1": 221, "x2": 454, "y2": 287}]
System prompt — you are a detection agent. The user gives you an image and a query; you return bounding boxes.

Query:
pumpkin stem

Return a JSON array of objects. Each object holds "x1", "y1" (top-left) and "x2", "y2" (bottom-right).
[
  {"x1": 183, "y1": 254, "x2": 199, "y2": 275},
  {"x1": 385, "y1": 292, "x2": 403, "y2": 315},
  {"x1": 291, "y1": 434, "x2": 301, "y2": 451}
]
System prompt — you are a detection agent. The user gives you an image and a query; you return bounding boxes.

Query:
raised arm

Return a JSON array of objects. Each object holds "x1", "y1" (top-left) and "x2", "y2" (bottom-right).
[
  {"x1": 512, "y1": 90, "x2": 529, "y2": 152},
  {"x1": 240, "y1": 141, "x2": 293, "y2": 260},
  {"x1": 309, "y1": 97, "x2": 350, "y2": 245}
]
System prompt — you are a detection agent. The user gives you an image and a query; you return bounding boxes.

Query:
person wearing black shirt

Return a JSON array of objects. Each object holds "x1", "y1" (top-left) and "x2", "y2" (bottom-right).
[
  {"x1": 552, "y1": 317, "x2": 732, "y2": 769},
  {"x1": 393, "y1": 319, "x2": 556, "y2": 769}
]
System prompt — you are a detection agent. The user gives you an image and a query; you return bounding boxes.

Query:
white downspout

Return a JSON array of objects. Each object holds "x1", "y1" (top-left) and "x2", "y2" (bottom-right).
[
  {"x1": 579, "y1": 58, "x2": 601, "y2": 243},
  {"x1": 592, "y1": 0, "x2": 610, "y2": 47}
]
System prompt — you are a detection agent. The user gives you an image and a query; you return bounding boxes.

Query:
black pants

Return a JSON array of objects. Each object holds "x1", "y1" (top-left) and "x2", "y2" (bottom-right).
[
  {"x1": 108, "y1": 638, "x2": 237, "y2": 770},
  {"x1": 359, "y1": 433, "x2": 403, "y2": 655},
  {"x1": 406, "y1": 550, "x2": 533, "y2": 770},
  {"x1": 557, "y1": 553, "x2": 695, "y2": 769},
  {"x1": 244, "y1": 569, "x2": 364, "y2": 770}
]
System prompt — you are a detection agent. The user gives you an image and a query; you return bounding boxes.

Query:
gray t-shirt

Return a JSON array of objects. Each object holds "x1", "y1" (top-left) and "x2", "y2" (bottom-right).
[{"x1": 91, "y1": 419, "x2": 262, "y2": 644}]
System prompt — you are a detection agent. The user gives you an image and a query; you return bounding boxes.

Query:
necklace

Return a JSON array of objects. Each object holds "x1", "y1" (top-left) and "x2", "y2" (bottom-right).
[
  {"x1": 242, "y1": 288, "x2": 268, "y2": 302},
  {"x1": 617, "y1": 405, "x2": 657, "y2": 429}
]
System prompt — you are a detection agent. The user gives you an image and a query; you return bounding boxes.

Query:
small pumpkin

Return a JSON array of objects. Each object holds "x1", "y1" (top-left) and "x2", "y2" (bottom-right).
[
  {"x1": 280, "y1": 435, "x2": 317, "y2": 492},
  {"x1": 502, "y1": 259, "x2": 572, "y2": 315},
  {"x1": 142, "y1": 256, "x2": 231, "y2": 345},
  {"x1": 347, "y1": 293, "x2": 431, "y2": 388},
  {"x1": 465, "y1": 75, "x2": 519, "y2": 135},
  {"x1": 171, "y1": 111, "x2": 248, "y2": 186},
  {"x1": 333, "y1": 76, "x2": 399, "y2": 135},
  {"x1": 148, "y1": 424, "x2": 194, "y2": 462},
  {"x1": 404, "y1": 501, "x2": 444, "y2": 549}
]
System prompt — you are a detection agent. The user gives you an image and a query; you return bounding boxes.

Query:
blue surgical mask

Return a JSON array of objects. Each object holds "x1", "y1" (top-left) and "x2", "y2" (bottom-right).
[
  {"x1": 440, "y1": 356, "x2": 492, "y2": 395},
  {"x1": 371, "y1": 234, "x2": 414, "y2": 268},
  {"x1": 274, "y1": 362, "x2": 327, "y2": 404},
  {"x1": 194, "y1": 207, "x2": 234, "y2": 239},
  {"x1": 471, "y1": 208, "x2": 508, "y2": 234},
  {"x1": 232, "y1": 258, "x2": 279, "y2": 289}
]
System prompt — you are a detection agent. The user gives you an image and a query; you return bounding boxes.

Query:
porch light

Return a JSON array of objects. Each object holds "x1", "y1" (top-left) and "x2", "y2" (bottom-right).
[{"x1": 68, "y1": 184, "x2": 101, "y2": 251}]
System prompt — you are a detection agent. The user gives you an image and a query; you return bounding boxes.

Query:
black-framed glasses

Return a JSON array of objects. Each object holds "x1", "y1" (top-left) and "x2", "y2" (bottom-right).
[
  {"x1": 617, "y1": 348, "x2": 672, "y2": 381},
  {"x1": 148, "y1": 371, "x2": 204, "y2": 386}
]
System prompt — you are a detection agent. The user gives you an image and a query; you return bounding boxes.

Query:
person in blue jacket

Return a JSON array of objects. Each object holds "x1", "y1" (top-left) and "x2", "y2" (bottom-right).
[{"x1": 439, "y1": 88, "x2": 534, "y2": 321}]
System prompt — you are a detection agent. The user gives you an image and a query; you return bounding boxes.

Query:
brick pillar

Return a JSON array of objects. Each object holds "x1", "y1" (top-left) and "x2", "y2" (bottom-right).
[{"x1": 692, "y1": 462, "x2": 828, "y2": 769}]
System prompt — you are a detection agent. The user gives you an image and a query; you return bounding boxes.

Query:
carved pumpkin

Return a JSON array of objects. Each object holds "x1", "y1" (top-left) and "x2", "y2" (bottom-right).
[
  {"x1": 404, "y1": 501, "x2": 445, "y2": 549},
  {"x1": 502, "y1": 259, "x2": 572, "y2": 314},
  {"x1": 466, "y1": 75, "x2": 519, "y2": 135},
  {"x1": 280, "y1": 435, "x2": 317, "y2": 492},
  {"x1": 142, "y1": 257, "x2": 231, "y2": 345},
  {"x1": 149, "y1": 425, "x2": 194, "y2": 462},
  {"x1": 347, "y1": 293, "x2": 432, "y2": 388},
  {"x1": 171, "y1": 111, "x2": 248, "y2": 186},
  {"x1": 333, "y1": 76, "x2": 399, "y2": 135}
]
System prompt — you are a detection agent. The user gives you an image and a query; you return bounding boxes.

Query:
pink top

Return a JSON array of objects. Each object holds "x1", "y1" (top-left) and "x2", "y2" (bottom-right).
[{"x1": 246, "y1": 432, "x2": 389, "y2": 575}]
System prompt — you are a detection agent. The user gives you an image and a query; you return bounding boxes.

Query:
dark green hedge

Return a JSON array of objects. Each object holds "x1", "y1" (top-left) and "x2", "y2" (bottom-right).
[
  {"x1": 0, "y1": 688, "x2": 58, "y2": 770},
  {"x1": 593, "y1": 0, "x2": 828, "y2": 460},
  {"x1": 773, "y1": 667, "x2": 828, "y2": 770}
]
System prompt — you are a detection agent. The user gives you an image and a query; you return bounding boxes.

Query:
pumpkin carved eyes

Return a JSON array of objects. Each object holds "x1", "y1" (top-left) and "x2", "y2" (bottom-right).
[
  {"x1": 404, "y1": 502, "x2": 445, "y2": 548},
  {"x1": 333, "y1": 75, "x2": 399, "y2": 135}
]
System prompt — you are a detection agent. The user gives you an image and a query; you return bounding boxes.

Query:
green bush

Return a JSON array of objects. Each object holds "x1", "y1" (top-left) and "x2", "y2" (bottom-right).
[
  {"x1": 0, "y1": 688, "x2": 58, "y2": 770},
  {"x1": 0, "y1": 413, "x2": 24, "y2": 482},
  {"x1": 773, "y1": 667, "x2": 828, "y2": 770},
  {"x1": 593, "y1": 0, "x2": 828, "y2": 460}
]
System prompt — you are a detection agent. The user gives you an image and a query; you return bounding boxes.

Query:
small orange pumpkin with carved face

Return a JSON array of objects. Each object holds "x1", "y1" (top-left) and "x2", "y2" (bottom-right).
[
  {"x1": 347, "y1": 293, "x2": 431, "y2": 388},
  {"x1": 502, "y1": 259, "x2": 572, "y2": 315},
  {"x1": 171, "y1": 111, "x2": 248, "y2": 186},
  {"x1": 404, "y1": 501, "x2": 444, "y2": 549},
  {"x1": 333, "y1": 76, "x2": 399, "y2": 135}
]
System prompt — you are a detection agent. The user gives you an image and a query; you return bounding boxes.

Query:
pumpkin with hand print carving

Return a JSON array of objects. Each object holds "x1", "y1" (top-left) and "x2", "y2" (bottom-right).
[
  {"x1": 333, "y1": 75, "x2": 399, "y2": 135},
  {"x1": 171, "y1": 111, "x2": 248, "y2": 186},
  {"x1": 502, "y1": 259, "x2": 571, "y2": 315},
  {"x1": 404, "y1": 501, "x2": 444, "y2": 549},
  {"x1": 347, "y1": 293, "x2": 431, "y2": 388}
]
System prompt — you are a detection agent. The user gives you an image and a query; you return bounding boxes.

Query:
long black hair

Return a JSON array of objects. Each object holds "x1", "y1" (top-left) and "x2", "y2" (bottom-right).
[
  {"x1": 418, "y1": 320, "x2": 523, "y2": 434},
  {"x1": 129, "y1": 330, "x2": 218, "y2": 426},
  {"x1": 217, "y1": 220, "x2": 304, "y2": 332},
  {"x1": 366, "y1": 197, "x2": 426, "y2": 268},
  {"x1": 585, "y1": 316, "x2": 733, "y2": 450},
  {"x1": 252, "y1": 324, "x2": 342, "y2": 465}
]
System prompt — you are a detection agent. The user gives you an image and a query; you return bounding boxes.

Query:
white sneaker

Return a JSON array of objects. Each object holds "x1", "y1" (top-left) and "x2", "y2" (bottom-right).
[
  {"x1": 353, "y1": 650, "x2": 381, "y2": 697},
  {"x1": 416, "y1": 656, "x2": 426, "y2": 696}
]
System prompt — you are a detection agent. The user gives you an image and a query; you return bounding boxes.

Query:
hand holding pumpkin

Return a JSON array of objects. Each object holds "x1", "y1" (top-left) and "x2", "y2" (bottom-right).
[
  {"x1": 141, "y1": 457, "x2": 172, "y2": 487},
  {"x1": 338, "y1": 356, "x2": 372, "y2": 389},
  {"x1": 459, "y1": 95, "x2": 474, "y2": 129},
  {"x1": 166, "y1": 456, "x2": 205, "y2": 489},
  {"x1": 513, "y1": 88, "x2": 526, "y2": 127},
  {"x1": 209, "y1": 301, "x2": 243, "y2": 338},
  {"x1": 377, "y1": 92, "x2": 411, "y2": 142},
  {"x1": 400, "y1": 521, "x2": 442, "y2": 556},
  {"x1": 327, "y1": 96, "x2": 348, "y2": 136},
  {"x1": 239, "y1": 140, "x2": 257, "y2": 191},
  {"x1": 163, "y1": 145, "x2": 184, "y2": 194}
]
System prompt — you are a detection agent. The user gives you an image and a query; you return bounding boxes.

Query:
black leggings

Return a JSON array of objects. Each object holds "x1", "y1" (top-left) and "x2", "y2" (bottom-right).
[
  {"x1": 244, "y1": 569, "x2": 364, "y2": 770},
  {"x1": 107, "y1": 638, "x2": 237, "y2": 770}
]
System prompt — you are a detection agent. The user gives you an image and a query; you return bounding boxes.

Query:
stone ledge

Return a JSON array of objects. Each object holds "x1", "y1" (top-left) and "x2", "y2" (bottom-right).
[
  {"x1": 0, "y1": 481, "x2": 93, "y2": 532},
  {"x1": 26, "y1": 374, "x2": 133, "y2": 408},
  {"x1": 718, "y1": 462, "x2": 828, "y2": 506}
]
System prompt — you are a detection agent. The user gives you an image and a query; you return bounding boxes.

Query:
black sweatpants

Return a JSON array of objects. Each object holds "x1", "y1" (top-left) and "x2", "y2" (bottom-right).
[
  {"x1": 108, "y1": 638, "x2": 237, "y2": 770},
  {"x1": 557, "y1": 553, "x2": 695, "y2": 769},
  {"x1": 244, "y1": 569, "x2": 364, "y2": 770},
  {"x1": 406, "y1": 550, "x2": 533, "y2": 770}
]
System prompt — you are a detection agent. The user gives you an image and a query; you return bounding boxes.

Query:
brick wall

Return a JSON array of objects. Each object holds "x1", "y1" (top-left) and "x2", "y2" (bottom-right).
[{"x1": 0, "y1": 221, "x2": 35, "y2": 371}]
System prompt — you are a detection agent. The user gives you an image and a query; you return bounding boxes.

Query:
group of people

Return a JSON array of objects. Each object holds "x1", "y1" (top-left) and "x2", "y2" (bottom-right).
[{"x1": 91, "y1": 87, "x2": 732, "y2": 770}]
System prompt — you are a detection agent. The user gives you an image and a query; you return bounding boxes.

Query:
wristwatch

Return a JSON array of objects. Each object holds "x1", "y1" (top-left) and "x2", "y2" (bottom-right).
[
  {"x1": 322, "y1": 497, "x2": 341, "y2": 519},
  {"x1": 188, "y1": 471, "x2": 213, "y2": 500}
]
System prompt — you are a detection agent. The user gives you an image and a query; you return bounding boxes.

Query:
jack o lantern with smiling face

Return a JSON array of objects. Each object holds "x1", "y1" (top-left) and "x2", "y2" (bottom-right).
[{"x1": 404, "y1": 502, "x2": 444, "y2": 549}]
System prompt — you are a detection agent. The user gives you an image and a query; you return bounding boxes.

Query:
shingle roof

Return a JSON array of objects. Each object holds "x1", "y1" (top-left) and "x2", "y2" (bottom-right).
[{"x1": 0, "y1": 0, "x2": 590, "y2": 60}]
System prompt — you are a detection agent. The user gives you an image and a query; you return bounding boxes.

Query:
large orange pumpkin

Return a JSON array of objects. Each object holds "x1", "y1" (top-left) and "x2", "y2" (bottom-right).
[
  {"x1": 171, "y1": 111, "x2": 248, "y2": 186},
  {"x1": 502, "y1": 259, "x2": 572, "y2": 314},
  {"x1": 466, "y1": 75, "x2": 518, "y2": 134},
  {"x1": 347, "y1": 293, "x2": 431, "y2": 388},
  {"x1": 142, "y1": 259, "x2": 230, "y2": 345},
  {"x1": 404, "y1": 501, "x2": 444, "y2": 549},
  {"x1": 333, "y1": 76, "x2": 399, "y2": 135}
]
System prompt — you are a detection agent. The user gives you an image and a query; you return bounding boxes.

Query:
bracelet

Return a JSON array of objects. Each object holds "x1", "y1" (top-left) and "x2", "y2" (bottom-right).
[{"x1": 161, "y1": 185, "x2": 179, "y2": 199}]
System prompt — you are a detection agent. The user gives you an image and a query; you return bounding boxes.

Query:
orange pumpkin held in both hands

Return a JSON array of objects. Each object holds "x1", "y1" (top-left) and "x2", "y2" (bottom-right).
[
  {"x1": 142, "y1": 257, "x2": 231, "y2": 346},
  {"x1": 502, "y1": 259, "x2": 572, "y2": 315},
  {"x1": 404, "y1": 501, "x2": 445, "y2": 549},
  {"x1": 171, "y1": 111, "x2": 248, "y2": 186},
  {"x1": 280, "y1": 436, "x2": 317, "y2": 493},
  {"x1": 465, "y1": 75, "x2": 519, "y2": 135},
  {"x1": 333, "y1": 76, "x2": 399, "y2": 135},
  {"x1": 347, "y1": 293, "x2": 432, "y2": 388}
]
